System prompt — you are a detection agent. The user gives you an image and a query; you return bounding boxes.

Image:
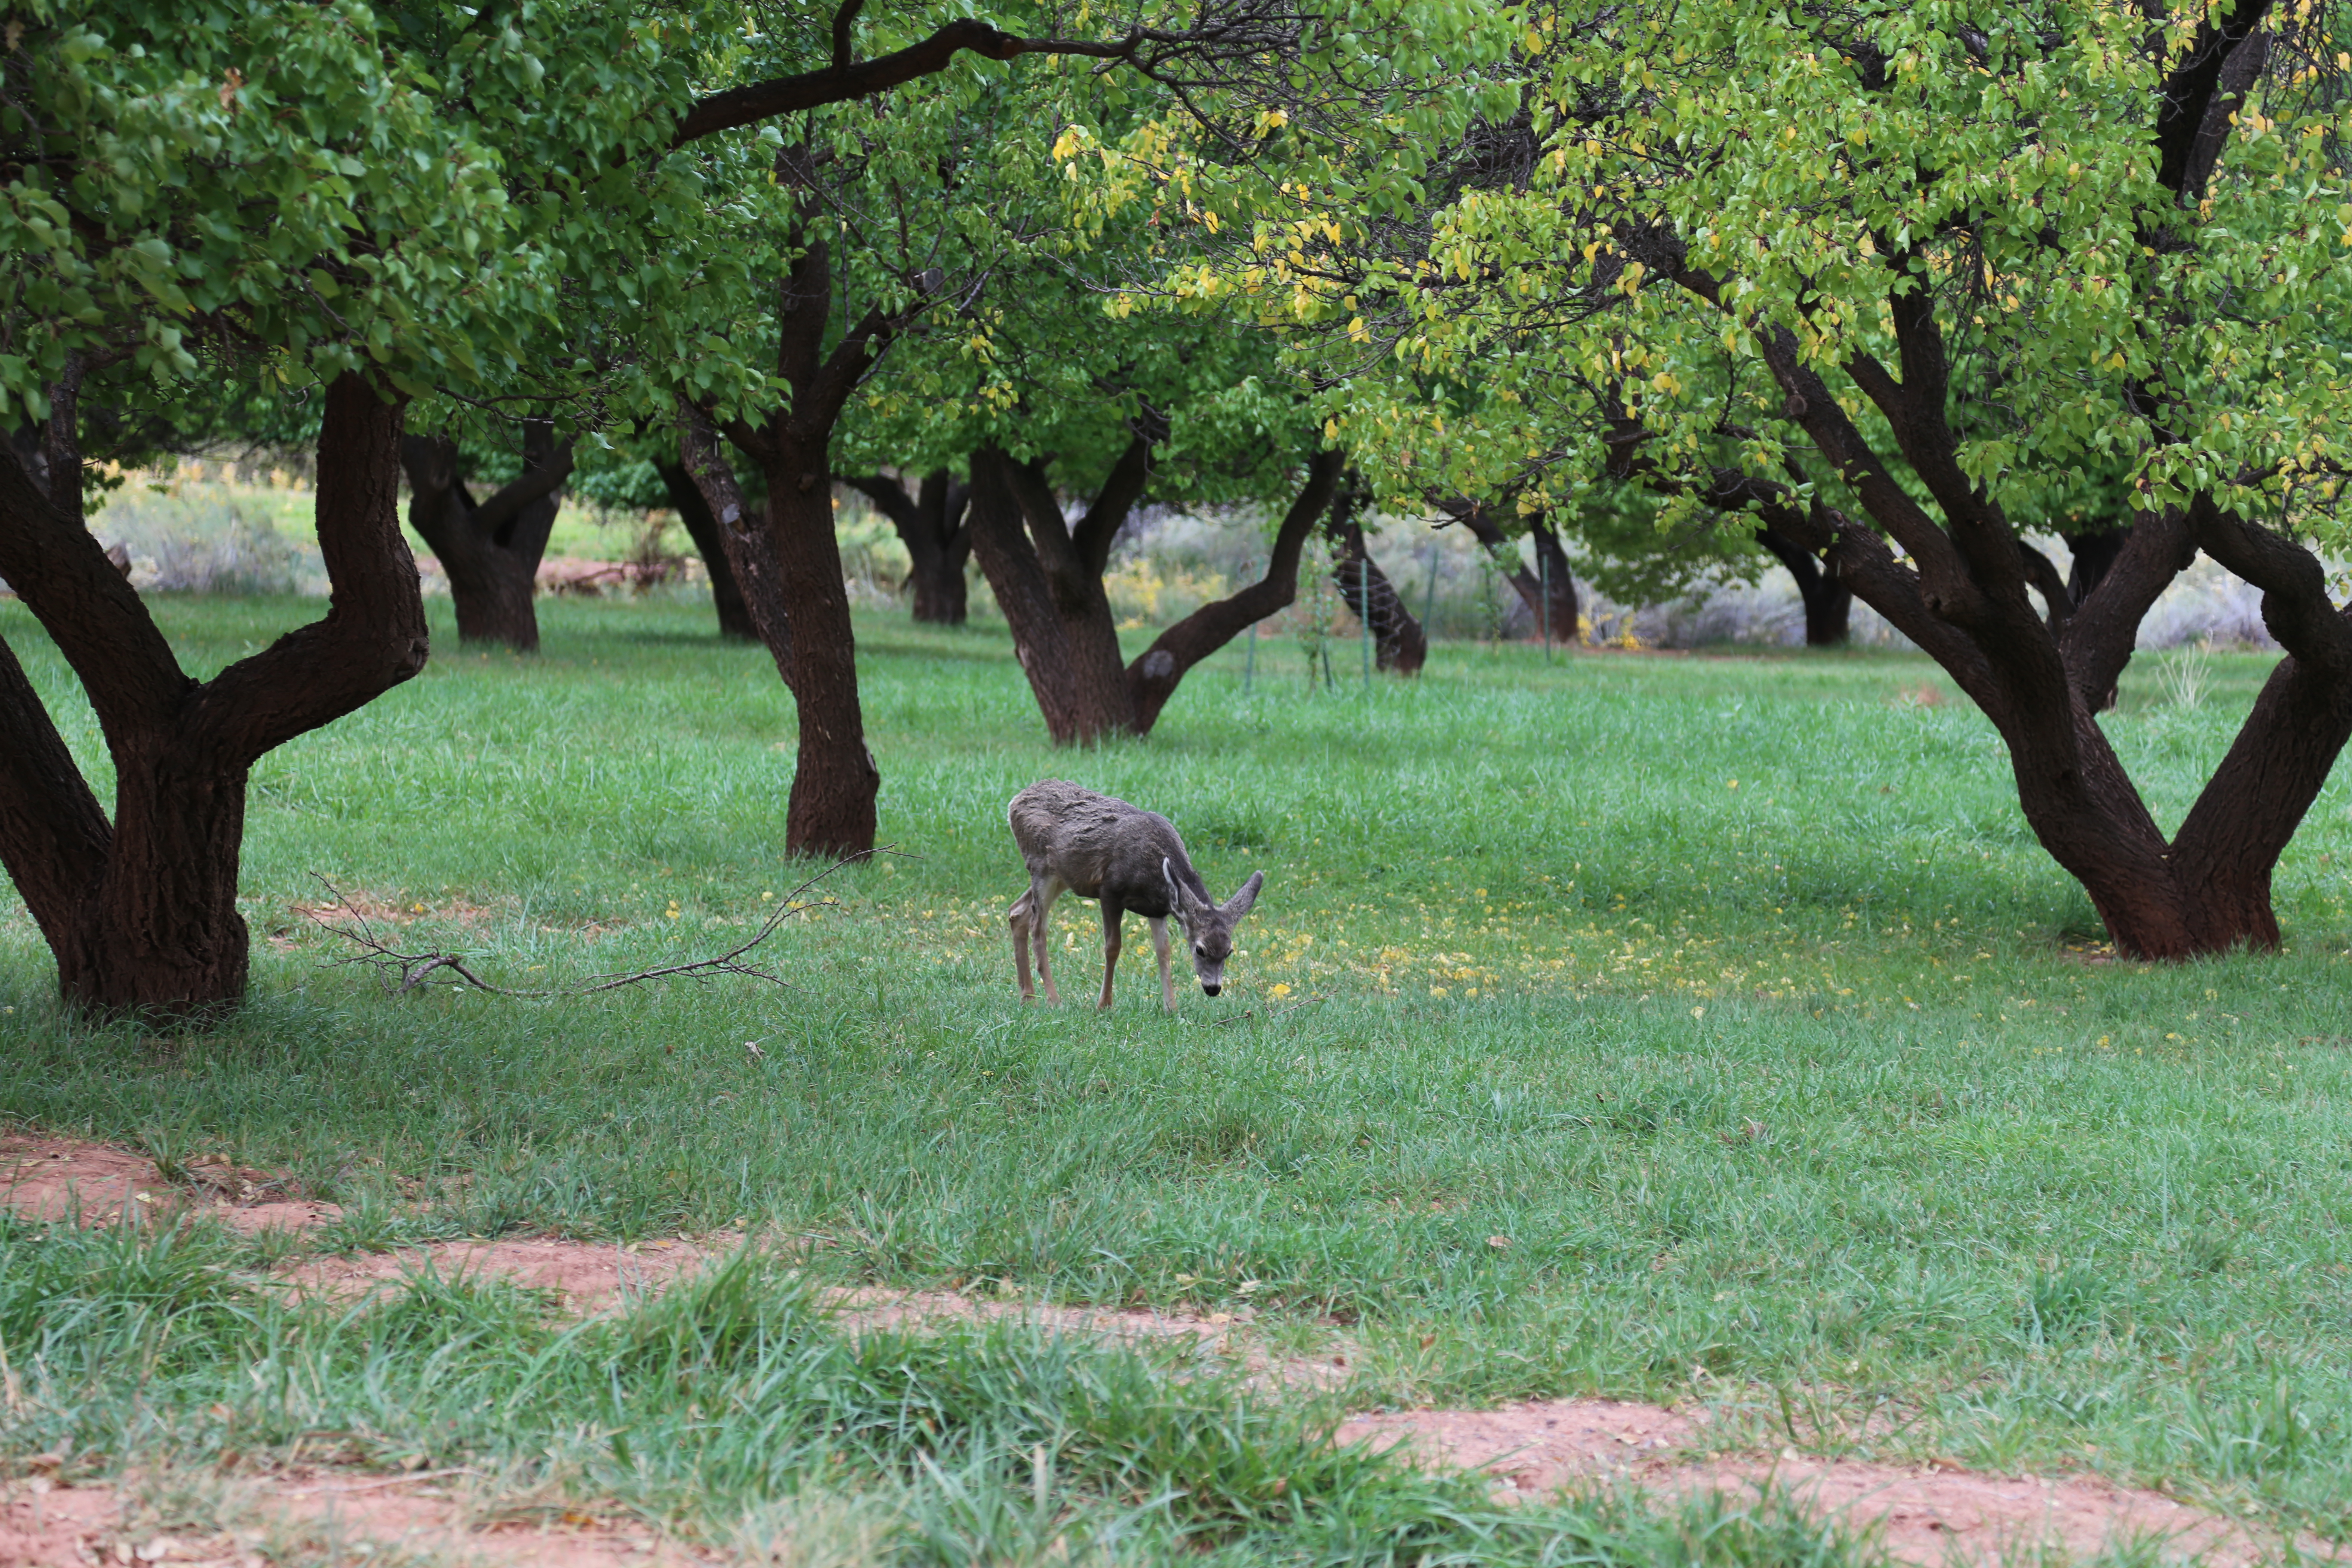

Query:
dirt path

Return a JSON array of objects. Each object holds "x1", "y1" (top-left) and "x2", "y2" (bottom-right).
[
  {"x1": 0, "y1": 1471, "x2": 704, "y2": 1568},
  {"x1": 0, "y1": 1135, "x2": 337, "y2": 1234},
  {"x1": 3, "y1": 1133, "x2": 2315, "y2": 1566},
  {"x1": 1338, "y1": 1400, "x2": 2311, "y2": 1567}
]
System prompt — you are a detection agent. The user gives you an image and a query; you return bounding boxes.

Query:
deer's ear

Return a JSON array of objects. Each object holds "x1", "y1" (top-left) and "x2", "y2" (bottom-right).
[
  {"x1": 1163, "y1": 858, "x2": 1189, "y2": 917},
  {"x1": 1222, "y1": 871, "x2": 1264, "y2": 920}
]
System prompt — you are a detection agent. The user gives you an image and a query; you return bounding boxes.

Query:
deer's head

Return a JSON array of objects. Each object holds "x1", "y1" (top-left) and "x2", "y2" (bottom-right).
[{"x1": 1164, "y1": 859, "x2": 1264, "y2": 997}]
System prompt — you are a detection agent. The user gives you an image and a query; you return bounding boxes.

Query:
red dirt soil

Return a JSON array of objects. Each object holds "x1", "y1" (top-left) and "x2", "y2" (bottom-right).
[
  {"x1": 4, "y1": 1133, "x2": 2321, "y2": 1566},
  {"x1": 285, "y1": 1237, "x2": 713, "y2": 1314},
  {"x1": 0, "y1": 1474, "x2": 705, "y2": 1568},
  {"x1": 1339, "y1": 1399, "x2": 2322, "y2": 1567},
  {"x1": 0, "y1": 1135, "x2": 337, "y2": 1234}
]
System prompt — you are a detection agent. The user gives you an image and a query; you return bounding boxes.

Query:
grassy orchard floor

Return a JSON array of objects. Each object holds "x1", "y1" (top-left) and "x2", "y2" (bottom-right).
[{"x1": 2, "y1": 594, "x2": 2350, "y2": 1545}]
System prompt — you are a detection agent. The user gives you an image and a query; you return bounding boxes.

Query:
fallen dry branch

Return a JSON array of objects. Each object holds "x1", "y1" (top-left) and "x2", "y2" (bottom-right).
[{"x1": 302, "y1": 854, "x2": 877, "y2": 997}]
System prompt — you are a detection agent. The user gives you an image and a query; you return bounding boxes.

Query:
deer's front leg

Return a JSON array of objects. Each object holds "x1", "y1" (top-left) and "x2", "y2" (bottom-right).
[
  {"x1": 1098, "y1": 901, "x2": 1124, "y2": 1010},
  {"x1": 1148, "y1": 916, "x2": 1174, "y2": 1014}
]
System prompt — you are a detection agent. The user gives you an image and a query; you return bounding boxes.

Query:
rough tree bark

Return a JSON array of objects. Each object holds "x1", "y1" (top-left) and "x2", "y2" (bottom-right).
[
  {"x1": 2057, "y1": 526, "x2": 2135, "y2": 710},
  {"x1": 0, "y1": 369, "x2": 428, "y2": 1017},
  {"x1": 1449, "y1": 500, "x2": 1580, "y2": 644},
  {"x1": 655, "y1": 456, "x2": 757, "y2": 640},
  {"x1": 967, "y1": 435, "x2": 1345, "y2": 741},
  {"x1": 965, "y1": 433, "x2": 1152, "y2": 743},
  {"x1": 1326, "y1": 474, "x2": 1426, "y2": 674},
  {"x1": 1756, "y1": 524, "x2": 1853, "y2": 646},
  {"x1": 698, "y1": 162, "x2": 916, "y2": 856},
  {"x1": 400, "y1": 420, "x2": 573, "y2": 652},
  {"x1": 844, "y1": 469, "x2": 972, "y2": 624}
]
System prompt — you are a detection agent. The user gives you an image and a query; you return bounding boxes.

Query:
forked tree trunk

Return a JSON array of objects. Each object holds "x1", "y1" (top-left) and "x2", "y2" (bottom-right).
[
  {"x1": 1450, "y1": 501, "x2": 1580, "y2": 645},
  {"x1": 0, "y1": 369, "x2": 428, "y2": 1017},
  {"x1": 845, "y1": 469, "x2": 971, "y2": 624},
  {"x1": 1656, "y1": 368, "x2": 2339, "y2": 962},
  {"x1": 965, "y1": 438, "x2": 1149, "y2": 744},
  {"x1": 966, "y1": 436, "x2": 1347, "y2": 741},
  {"x1": 1756, "y1": 524, "x2": 1852, "y2": 646},
  {"x1": 1127, "y1": 451, "x2": 1345, "y2": 732},
  {"x1": 1326, "y1": 476, "x2": 1427, "y2": 674},
  {"x1": 400, "y1": 420, "x2": 573, "y2": 652},
  {"x1": 655, "y1": 458, "x2": 757, "y2": 640}
]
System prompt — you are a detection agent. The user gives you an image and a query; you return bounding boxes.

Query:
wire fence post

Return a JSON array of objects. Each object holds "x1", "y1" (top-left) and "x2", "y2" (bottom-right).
[
  {"x1": 1539, "y1": 546, "x2": 1551, "y2": 662},
  {"x1": 1243, "y1": 557, "x2": 1257, "y2": 695},
  {"x1": 1360, "y1": 556, "x2": 1373, "y2": 690}
]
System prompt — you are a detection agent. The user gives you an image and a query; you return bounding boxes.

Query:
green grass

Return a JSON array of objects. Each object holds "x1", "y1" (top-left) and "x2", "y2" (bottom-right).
[{"x1": 3, "y1": 593, "x2": 2349, "y2": 1556}]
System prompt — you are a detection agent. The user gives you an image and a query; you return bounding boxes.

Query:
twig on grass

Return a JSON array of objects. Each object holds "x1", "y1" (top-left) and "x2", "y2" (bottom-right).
[{"x1": 302, "y1": 854, "x2": 883, "y2": 997}]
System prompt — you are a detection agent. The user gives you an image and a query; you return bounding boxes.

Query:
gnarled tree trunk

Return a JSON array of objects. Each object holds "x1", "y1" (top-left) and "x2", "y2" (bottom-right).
[
  {"x1": 0, "y1": 369, "x2": 428, "y2": 1017},
  {"x1": 966, "y1": 434, "x2": 1348, "y2": 742},
  {"x1": 845, "y1": 469, "x2": 971, "y2": 624},
  {"x1": 1326, "y1": 475, "x2": 1426, "y2": 674},
  {"x1": 965, "y1": 435, "x2": 1152, "y2": 744},
  {"x1": 400, "y1": 419, "x2": 573, "y2": 652}
]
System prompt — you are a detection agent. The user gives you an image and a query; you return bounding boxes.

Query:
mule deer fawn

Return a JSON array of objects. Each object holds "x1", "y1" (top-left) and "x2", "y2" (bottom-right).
[{"x1": 1006, "y1": 780, "x2": 1264, "y2": 1012}]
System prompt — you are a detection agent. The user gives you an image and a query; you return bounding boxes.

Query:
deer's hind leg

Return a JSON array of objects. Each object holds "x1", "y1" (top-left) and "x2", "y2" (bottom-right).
[{"x1": 1009, "y1": 887, "x2": 1038, "y2": 1002}]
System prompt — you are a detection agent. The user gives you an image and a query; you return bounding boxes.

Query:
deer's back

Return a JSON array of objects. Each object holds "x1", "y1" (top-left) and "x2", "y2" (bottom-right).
[{"x1": 1009, "y1": 780, "x2": 1195, "y2": 914}]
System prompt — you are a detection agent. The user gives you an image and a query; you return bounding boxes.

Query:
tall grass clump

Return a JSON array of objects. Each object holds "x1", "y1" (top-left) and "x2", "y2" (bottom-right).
[{"x1": 0, "y1": 1225, "x2": 1877, "y2": 1568}]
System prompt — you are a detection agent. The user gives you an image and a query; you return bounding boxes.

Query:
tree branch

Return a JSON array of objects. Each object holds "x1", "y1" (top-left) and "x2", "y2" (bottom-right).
[
  {"x1": 188, "y1": 374, "x2": 430, "y2": 768},
  {"x1": 2060, "y1": 508, "x2": 2196, "y2": 706},
  {"x1": 0, "y1": 404, "x2": 189, "y2": 742},
  {"x1": 1750, "y1": 325, "x2": 1993, "y2": 630},
  {"x1": 469, "y1": 440, "x2": 575, "y2": 536},
  {"x1": 842, "y1": 472, "x2": 920, "y2": 533},
  {"x1": 1127, "y1": 449, "x2": 1343, "y2": 732},
  {"x1": 1072, "y1": 430, "x2": 1156, "y2": 577},
  {"x1": 2154, "y1": 0, "x2": 2274, "y2": 199},
  {"x1": 674, "y1": 20, "x2": 1068, "y2": 147},
  {"x1": 2187, "y1": 495, "x2": 2352, "y2": 677},
  {"x1": 830, "y1": 0, "x2": 867, "y2": 70},
  {"x1": 302, "y1": 856, "x2": 867, "y2": 996},
  {"x1": 0, "y1": 629, "x2": 110, "y2": 954}
]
